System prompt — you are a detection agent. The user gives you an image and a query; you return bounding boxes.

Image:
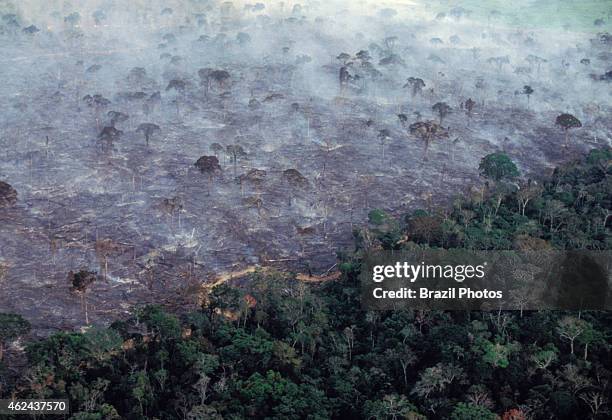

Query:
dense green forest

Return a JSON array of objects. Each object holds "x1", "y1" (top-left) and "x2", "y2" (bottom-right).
[{"x1": 1, "y1": 148, "x2": 610, "y2": 419}]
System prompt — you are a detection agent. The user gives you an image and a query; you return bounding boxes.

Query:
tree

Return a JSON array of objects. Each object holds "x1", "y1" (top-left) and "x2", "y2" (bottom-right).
[
  {"x1": 209, "y1": 70, "x2": 231, "y2": 90},
  {"x1": 282, "y1": 168, "x2": 307, "y2": 185},
  {"x1": 363, "y1": 394, "x2": 424, "y2": 420},
  {"x1": 377, "y1": 129, "x2": 391, "y2": 160},
  {"x1": 166, "y1": 79, "x2": 187, "y2": 116},
  {"x1": 464, "y1": 98, "x2": 476, "y2": 119},
  {"x1": 579, "y1": 392, "x2": 608, "y2": 418},
  {"x1": 555, "y1": 113, "x2": 582, "y2": 148},
  {"x1": 226, "y1": 144, "x2": 247, "y2": 176},
  {"x1": 556, "y1": 316, "x2": 586, "y2": 355},
  {"x1": 236, "y1": 169, "x2": 267, "y2": 196},
  {"x1": 64, "y1": 12, "x2": 81, "y2": 28},
  {"x1": 411, "y1": 363, "x2": 464, "y2": 398},
  {"x1": 195, "y1": 155, "x2": 222, "y2": 196},
  {"x1": 0, "y1": 181, "x2": 17, "y2": 207},
  {"x1": 526, "y1": 54, "x2": 547, "y2": 73},
  {"x1": 336, "y1": 52, "x2": 351, "y2": 64},
  {"x1": 69, "y1": 270, "x2": 97, "y2": 324},
  {"x1": 339, "y1": 66, "x2": 352, "y2": 93},
  {"x1": 84, "y1": 94, "x2": 111, "y2": 130},
  {"x1": 95, "y1": 239, "x2": 122, "y2": 281},
  {"x1": 403, "y1": 77, "x2": 425, "y2": 97},
  {"x1": 450, "y1": 402, "x2": 496, "y2": 420},
  {"x1": 136, "y1": 123, "x2": 161, "y2": 146},
  {"x1": 98, "y1": 126, "x2": 122, "y2": 146},
  {"x1": 577, "y1": 322, "x2": 604, "y2": 361},
  {"x1": 407, "y1": 120, "x2": 449, "y2": 159},
  {"x1": 0, "y1": 313, "x2": 30, "y2": 360},
  {"x1": 522, "y1": 85, "x2": 534, "y2": 107},
  {"x1": 23, "y1": 25, "x2": 39, "y2": 34},
  {"x1": 515, "y1": 180, "x2": 542, "y2": 216},
  {"x1": 432, "y1": 102, "x2": 451, "y2": 124},
  {"x1": 83, "y1": 327, "x2": 122, "y2": 363},
  {"x1": 481, "y1": 340, "x2": 514, "y2": 368},
  {"x1": 479, "y1": 153, "x2": 519, "y2": 181},
  {"x1": 107, "y1": 111, "x2": 128, "y2": 127},
  {"x1": 199, "y1": 69, "x2": 230, "y2": 95}
]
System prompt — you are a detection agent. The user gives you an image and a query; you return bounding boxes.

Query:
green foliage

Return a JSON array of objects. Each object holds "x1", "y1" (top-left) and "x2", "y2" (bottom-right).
[
  {"x1": 0, "y1": 313, "x2": 30, "y2": 344},
  {"x1": 137, "y1": 305, "x2": 181, "y2": 340},
  {"x1": 586, "y1": 147, "x2": 612, "y2": 165},
  {"x1": 450, "y1": 402, "x2": 496, "y2": 420},
  {"x1": 368, "y1": 208, "x2": 389, "y2": 225},
  {"x1": 479, "y1": 152, "x2": 520, "y2": 181},
  {"x1": 83, "y1": 328, "x2": 122, "y2": 363},
  {"x1": 479, "y1": 339, "x2": 518, "y2": 368}
]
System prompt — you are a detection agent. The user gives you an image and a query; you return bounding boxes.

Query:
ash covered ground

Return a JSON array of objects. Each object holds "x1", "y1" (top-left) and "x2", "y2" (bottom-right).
[{"x1": 0, "y1": 0, "x2": 610, "y2": 334}]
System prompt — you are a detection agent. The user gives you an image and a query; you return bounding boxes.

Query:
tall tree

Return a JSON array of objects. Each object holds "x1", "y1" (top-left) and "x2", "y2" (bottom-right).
[
  {"x1": 522, "y1": 85, "x2": 534, "y2": 108},
  {"x1": 136, "y1": 123, "x2": 161, "y2": 146},
  {"x1": 407, "y1": 120, "x2": 449, "y2": 160},
  {"x1": 432, "y1": 102, "x2": 451, "y2": 124},
  {"x1": 555, "y1": 113, "x2": 582, "y2": 148},
  {"x1": 69, "y1": 270, "x2": 97, "y2": 324},
  {"x1": 403, "y1": 77, "x2": 426, "y2": 97},
  {"x1": 556, "y1": 316, "x2": 586, "y2": 355},
  {"x1": 377, "y1": 129, "x2": 391, "y2": 160},
  {"x1": 195, "y1": 155, "x2": 222, "y2": 196}
]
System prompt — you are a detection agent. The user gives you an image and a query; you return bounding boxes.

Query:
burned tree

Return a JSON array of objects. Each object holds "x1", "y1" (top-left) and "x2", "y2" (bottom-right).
[
  {"x1": 555, "y1": 113, "x2": 582, "y2": 148},
  {"x1": 408, "y1": 121, "x2": 449, "y2": 160},
  {"x1": 464, "y1": 98, "x2": 476, "y2": 119},
  {"x1": 98, "y1": 126, "x2": 123, "y2": 146},
  {"x1": 283, "y1": 169, "x2": 308, "y2": 187},
  {"x1": 339, "y1": 66, "x2": 352, "y2": 93},
  {"x1": 84, "y1": 94, "x2": 111, "y2": 130},
  {"x1": 377, "y1": 129, "x2": 391, "y2": 160},
  {"x1": 403, "y1": 77, "x2": 425, "y2": 97},
  {"x1": 226, "y1": 144, "x2": 247, "y2": 176},
  {"x1": 522, "y1": 85, "x2": 534, "y2": 107},
  {"x1": 160, "y1": 196, "x2": 184, "y2": 227},
  {"x1": 210, "y1": 70, "x2": 231, "y2": 89},
  {"x1": 136, "y1": 123, "x2": 161, "y2": 146},
  {"x1": 0, "y1": 181, "x2": 17, "y2": 207},
  {"x1": 432, "y1": 102, "x2": 451, "y2": 125},
  {"x1": 166, "y1": 79, "x2": 188, "y2": 116},
  {"x1": 195, "y1": 155, "x2": 222, "y2": 196},
  {"x1": 526, "y1": 54, "x2": 547, "y2": 73},
  {"x1": 236, "y1": 169, "x2": 267, "y2": 195},
  {"x1": 198, "y1": 68, "x2": 230, "y2": 95},
  {"x1": 95, "y1": 239, "x2": 123, "y2": 281},
  {"x1": 107, "y1": 111, "x2": 129, "y2": 127},
  {"x1": 69, "y1": 270, "x2": 97, "y2": 324},
  {"x1": 336, "y1": 52, "x2": 351, "y2": 64}
]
